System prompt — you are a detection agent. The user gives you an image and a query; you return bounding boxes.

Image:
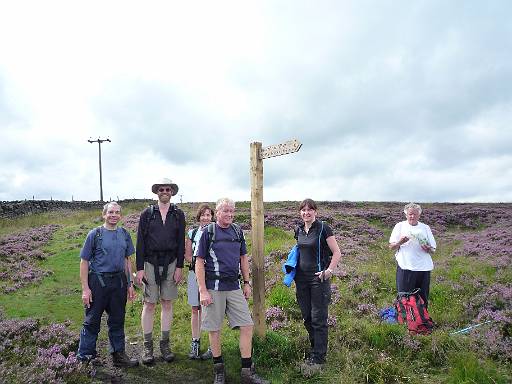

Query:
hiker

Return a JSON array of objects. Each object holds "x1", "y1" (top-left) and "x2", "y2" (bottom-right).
[
  {"x1": 389, "y1": 202, "x2": 436, "y2": 308},
  {"x1": 294, "y1": 198, "x2": 341, "y2": 375},
  {"x1": 135, "y1": 178, "x2": 186, "y2": 364},
  {"x1": 184, "y1": 203, "x2": 215, "y2": 360},
  {"x1": 77, "y1": 202, "x2": 139, "y2": 367},
  {"x1": 195, "y1": 198, "x2": 268, "y2": 384}
]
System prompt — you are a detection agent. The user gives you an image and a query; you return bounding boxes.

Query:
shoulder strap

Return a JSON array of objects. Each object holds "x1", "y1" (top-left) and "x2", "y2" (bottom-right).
[
  {"x1": 150, "y1": 204, "x2": 156, "y2": 219},
  {"x1": 206, "y1": 222, "x2": 215, "y2": 252},
  {"x1": 120, "y1": 226, "x2": 131, "y2": 242},
  {"x1": 90, "y1": 226, "x2": 104, "y2": 266},
  {"x1": 206, "y1": 223, "x2": 242, "y2": 252},
  {"x1": 190, "y1": 226, "x2": 200, "y2": 254},
  {"x1": 93, "y1": 226, "x2": 102, "y2": 250},
  {"x1": 230, "y1": 223, "x2": 243, "y2": 242},
  {"x1": 191, "y1": 226, "x2": 199, "y2": 242},
  {"x1": 143, "y1": 205, "x2": 156, "y2": 237},
  {"x1": 317, "y1": 221, "x2": 324, "y2": 272}
]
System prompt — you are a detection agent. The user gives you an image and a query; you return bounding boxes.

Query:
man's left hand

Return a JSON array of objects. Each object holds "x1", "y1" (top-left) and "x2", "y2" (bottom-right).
[
  {"x1": 242, "y1": 283, "x2": 251, "y2": 299},
  {"x1": 174, "y1": 267, "x2": 183, "y2": 285}
]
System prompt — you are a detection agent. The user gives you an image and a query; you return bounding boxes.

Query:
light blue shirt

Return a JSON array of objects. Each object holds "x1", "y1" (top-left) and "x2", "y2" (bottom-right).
[{"x1": 80, "y1": 227, "x2": 134, "y2": 273}]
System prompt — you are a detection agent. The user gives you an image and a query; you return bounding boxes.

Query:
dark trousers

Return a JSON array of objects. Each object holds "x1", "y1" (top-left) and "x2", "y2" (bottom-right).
[
  {"x1": 77, "y1": 273, "x2": 127, "y2": 358},
  {"x1": 295, "y1": 277, "x2": 331, "y2": 363},
  {"x1": 396, "y1": 265, "x2": 431, "y2": 308}
]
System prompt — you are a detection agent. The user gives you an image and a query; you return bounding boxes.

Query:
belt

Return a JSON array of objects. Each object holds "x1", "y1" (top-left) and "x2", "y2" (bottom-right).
[
  {"x1": 101, "y1": 271, "x2": 124, "y2": 277},
  {"x1": 90, "y1": 270, "x2": 124, "y2": 287}
]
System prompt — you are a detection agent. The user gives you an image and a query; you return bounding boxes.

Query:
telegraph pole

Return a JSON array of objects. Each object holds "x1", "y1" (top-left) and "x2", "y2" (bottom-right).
[
  {"x1": 250, "y1": 139, "x2": 302, "y2": 337},
  {"x1": 88, "y1": 137, "x2": 111, "y2": 201}
]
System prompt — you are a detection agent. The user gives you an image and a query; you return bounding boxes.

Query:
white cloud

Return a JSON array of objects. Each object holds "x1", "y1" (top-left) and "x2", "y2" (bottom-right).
[{"x1": 0, "y1": 1, "x2": 511, "y2": 203}]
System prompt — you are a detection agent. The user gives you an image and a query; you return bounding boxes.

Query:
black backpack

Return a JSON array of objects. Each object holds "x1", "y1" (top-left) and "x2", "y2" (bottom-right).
[{"x1": 142, "y1": 203, "x2": 182, "y2": 237}]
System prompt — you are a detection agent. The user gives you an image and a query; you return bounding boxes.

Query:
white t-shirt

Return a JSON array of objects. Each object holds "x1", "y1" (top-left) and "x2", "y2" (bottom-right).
[
  {"x1": 187, "y1": 226, "x2": 205, "y2": 257},
  {"x1": 389, "y1": 221, "x2": 436, "y2": 271}
]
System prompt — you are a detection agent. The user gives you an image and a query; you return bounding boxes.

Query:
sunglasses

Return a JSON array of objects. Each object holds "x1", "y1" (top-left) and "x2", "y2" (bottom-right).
[{"x1": 158, "y1": 187, "x2": 173, "y2": 193}]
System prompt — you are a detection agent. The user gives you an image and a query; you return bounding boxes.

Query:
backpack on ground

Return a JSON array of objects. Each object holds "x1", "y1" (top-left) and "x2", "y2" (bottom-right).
[{"x1": 394, "y1": 289, "x2": 434, "y2": 335}]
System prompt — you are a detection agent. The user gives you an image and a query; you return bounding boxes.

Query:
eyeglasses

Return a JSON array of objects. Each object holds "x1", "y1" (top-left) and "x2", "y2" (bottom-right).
[{"x1": 158, "y1": 187, "x2": 173, "y2": 193}]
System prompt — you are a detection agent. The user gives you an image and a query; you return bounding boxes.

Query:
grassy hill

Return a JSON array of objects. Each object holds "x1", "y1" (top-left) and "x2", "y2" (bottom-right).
[{"x1": 0, "y1": 201, "x2": 511, "y2": 383}]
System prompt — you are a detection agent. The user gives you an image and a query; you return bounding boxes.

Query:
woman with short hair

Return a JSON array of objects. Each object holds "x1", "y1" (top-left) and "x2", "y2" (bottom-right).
[{"x1": 389, "y1": 203, "x2": 436, "y2": 307}]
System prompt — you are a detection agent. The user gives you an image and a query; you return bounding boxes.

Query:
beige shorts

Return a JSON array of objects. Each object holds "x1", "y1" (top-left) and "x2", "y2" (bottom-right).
[
  {"x1": 201, "y1": 289, "x2": 254, "y2": 331},
  {"x1": 143, "y1": 260, "x2": 178, "y2": 303}
]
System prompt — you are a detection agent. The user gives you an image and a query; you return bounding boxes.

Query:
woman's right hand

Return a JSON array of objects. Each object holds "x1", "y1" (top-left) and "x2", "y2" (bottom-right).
[{"x1": 136, "y1": 270, "x2": 146, "y2": 285}]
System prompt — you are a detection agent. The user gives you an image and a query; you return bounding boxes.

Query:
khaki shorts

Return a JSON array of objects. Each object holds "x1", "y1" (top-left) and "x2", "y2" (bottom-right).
[
  {"x1": 143, "y1": 260, "x2": 178, "y2": 303},
  {"x1": 201, "y1": 289, "x2": 254, "y2": 331}
]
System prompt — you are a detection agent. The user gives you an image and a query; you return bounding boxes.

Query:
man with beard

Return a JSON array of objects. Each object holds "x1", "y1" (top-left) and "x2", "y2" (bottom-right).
[{"x1": 135, "y1": 178, "x2": 185, "y2": 364}]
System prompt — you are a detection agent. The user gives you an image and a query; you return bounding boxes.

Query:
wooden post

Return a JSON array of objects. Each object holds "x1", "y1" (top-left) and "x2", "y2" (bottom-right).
[
  {"x1": 250, "y1": 139, "x2": 302, "y2": 338},
  {"x1": 250, "y1": 142, "x2": 265, "y2": 337}
]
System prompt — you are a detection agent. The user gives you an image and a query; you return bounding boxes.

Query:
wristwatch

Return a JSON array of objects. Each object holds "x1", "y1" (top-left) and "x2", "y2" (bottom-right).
[{"x1": 243, "y1": 280, "x2": 251, "y2": 287}]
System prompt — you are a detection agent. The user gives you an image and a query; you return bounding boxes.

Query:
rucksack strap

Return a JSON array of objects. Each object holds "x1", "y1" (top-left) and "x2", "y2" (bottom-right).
[
  {"x1": 190, "y1": 227, "x2": 199, "y2": 250},
  {"x1": 206, "y1": 223, "x2": 242, "y2": 252},
  {"x1": 317, "y1": 221, "x2": 324, "y2": 272},
  {"x1": 189, "y1": 226, "x2": 200, "y2": 271}
]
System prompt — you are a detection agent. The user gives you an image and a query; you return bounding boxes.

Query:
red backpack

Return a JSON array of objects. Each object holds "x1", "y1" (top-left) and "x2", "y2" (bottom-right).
[{"x1": 394, "y1": 289, "x2": 434, "y2": 335}]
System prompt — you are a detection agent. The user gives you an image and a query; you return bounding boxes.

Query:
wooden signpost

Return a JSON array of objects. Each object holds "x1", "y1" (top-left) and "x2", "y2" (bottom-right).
[{"x1": 250, "y1": 139, "x2": 302, "y2": 337}]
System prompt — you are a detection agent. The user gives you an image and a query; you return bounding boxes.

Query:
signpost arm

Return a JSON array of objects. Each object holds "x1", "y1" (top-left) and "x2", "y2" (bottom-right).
[{"x1": 250, "y1": 142, "x2": 266, "y2": 337}]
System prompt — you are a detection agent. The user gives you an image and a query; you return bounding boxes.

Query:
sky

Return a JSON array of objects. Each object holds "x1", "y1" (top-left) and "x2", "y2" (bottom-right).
[{"x1": 1, "y1": 1, "x2": 511, "y2": 203}]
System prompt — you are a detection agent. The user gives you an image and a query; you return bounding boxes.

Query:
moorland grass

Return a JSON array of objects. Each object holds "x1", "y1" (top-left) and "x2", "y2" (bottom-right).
[{"x1": 1, "y1": 203, "x2": 511, "y2": 383}]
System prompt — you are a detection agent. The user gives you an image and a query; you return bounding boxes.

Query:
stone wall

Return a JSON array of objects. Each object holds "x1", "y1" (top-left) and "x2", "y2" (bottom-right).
[{"x1": 0, "y1": 199, "x2": 150, "y2": 219}]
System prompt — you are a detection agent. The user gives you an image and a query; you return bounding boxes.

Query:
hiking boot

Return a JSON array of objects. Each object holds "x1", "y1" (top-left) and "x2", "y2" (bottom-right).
[
  {"x1": 241, "y1": 364, "x2": 269, "y2": 384},
  {"x1": 300, "y1": 357, "x2": 323, "y2": 378},
  {"x1": 160, "y1": 339, "x2": 175, "y2": 362},
  {"x1": 188, "y1": 339, "x2": 200, "y2": 360},
  {"x1": 213, "y1": 362, "x2": 225, "y2": 384},
  {"x1": 77, "y1": 354, "x2": 93, "y2": 367},
  {"x1": 112, "y1": 351, "x2": 139, "y2": 368},
  {"x1": 142, "y1": 340, "x2": 155, "y2": 365},
  {"x1": 201, "y1": 346, "x2": 213, "y2": 360}
]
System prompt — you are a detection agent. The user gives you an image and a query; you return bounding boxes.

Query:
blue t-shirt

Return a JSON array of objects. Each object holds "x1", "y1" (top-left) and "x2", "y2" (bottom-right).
[
  {"x1": 80, "y1": 227, "x2": 135, "y2": 273},
  {"x1": 196, "y1": 223, "x2": 247, "y2": 291}
]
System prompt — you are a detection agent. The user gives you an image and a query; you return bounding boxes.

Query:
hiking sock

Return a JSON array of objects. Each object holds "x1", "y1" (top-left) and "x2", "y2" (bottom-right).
[
  {"x1": 161, "y1": 330, "x2": 170, "y2": 342},
  {"x1": 241, "y1": 357, "x2": 252, "y2": 369},
  {"x1": 213, "y1": 355, "x2": 224, "y2": 365},
  {"x1": 144, "y1": 332, "x2": 153, "y2": 343}
]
